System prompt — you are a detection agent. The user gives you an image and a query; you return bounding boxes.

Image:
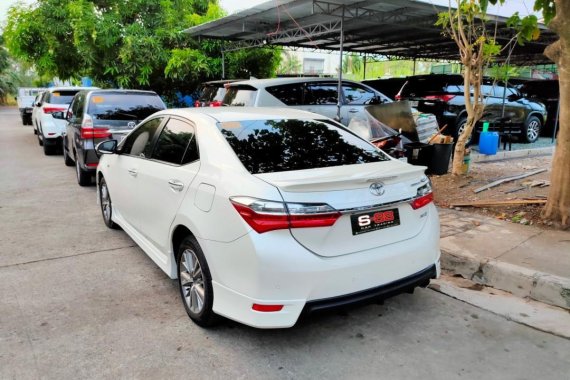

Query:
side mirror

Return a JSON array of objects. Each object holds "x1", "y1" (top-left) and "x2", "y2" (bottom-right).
[
  {"x1": 96, "y1": 140, "x2": 118, "y2": 155},
  {"x1": 35, "y1": 102, "x2": 42, "y2": 107},
  {"x1": 52, "y1": 111, "x2": 66, "y2": 120}
]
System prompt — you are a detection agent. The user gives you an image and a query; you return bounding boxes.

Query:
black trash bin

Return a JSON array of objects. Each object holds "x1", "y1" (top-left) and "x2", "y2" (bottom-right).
[
  {"x1": 429, "y1": 143, "x2": 454, "y2": 175},
  {"x1": 404, "y1": 142, "x2": 433, "y2": 168}
]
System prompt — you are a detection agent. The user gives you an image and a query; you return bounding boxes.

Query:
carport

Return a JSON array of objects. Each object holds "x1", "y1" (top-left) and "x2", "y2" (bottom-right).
[{"x1": 184, "y1": 0, "x2": 557, "y2": 121}]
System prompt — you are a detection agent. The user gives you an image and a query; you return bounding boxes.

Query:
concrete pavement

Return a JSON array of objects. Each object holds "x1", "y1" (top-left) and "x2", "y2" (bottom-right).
[
  {"x1": 439, "y1": 208, "x2": 570, "y2": 310},
  {"x1": 1, "y1": 106, "x2": 570, "y2": 379}
]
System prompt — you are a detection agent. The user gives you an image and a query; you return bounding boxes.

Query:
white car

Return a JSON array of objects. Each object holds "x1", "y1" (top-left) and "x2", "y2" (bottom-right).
[
  {"x1": 222, "y1": 77, "x2": 392, "y2": 126},
  {"x1": 33, "y1": 86, "x2": 98, "y2": 155},
  {"x1": 96, "y1": 107, "x2": 440, "y2": 329}
]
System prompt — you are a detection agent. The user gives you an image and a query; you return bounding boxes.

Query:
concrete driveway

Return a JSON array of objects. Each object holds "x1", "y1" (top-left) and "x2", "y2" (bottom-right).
[{"x1": 1, "y1": 106, "x2": 569, "y2": 380}]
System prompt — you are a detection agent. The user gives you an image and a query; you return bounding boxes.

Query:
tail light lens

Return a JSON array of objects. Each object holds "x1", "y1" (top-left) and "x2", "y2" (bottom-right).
[
  {"x1": 424, "y1": 94, "x2": 456, "y2": 102},
  {"x1": 80, "y1": 114, "x2": 111, "y2": 139},
  {"x1": 209, "y1": 100, "x2": 222, "y2": 107},
  {"x1": 230, "y1": 197, "x2": 341, "y2": 234},
  {"x1": 410, "y1": 181, "x2": 434, "y2": 210},
  {"x1": 194, "y1": 100, "x2": 201, "y2": 107},
  {"x1": 252, "y1": 304, "x2": 284, "y2": 312},
  {"x1": 44, "y1": 107, "x2": 66, "y2": 114},
  {"x1": 81, "y1": 127, "x2": 111, "y2": 139}
]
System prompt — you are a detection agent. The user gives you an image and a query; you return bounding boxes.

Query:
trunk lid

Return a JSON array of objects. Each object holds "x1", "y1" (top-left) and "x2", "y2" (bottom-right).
[{"x1": 255, "y1": 160, "x2": 430, "y2": 257}]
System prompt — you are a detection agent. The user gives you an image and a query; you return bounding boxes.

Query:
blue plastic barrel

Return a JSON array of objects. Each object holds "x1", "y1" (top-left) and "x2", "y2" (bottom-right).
[{"x1": 479, "y1": 131, "x2": 499, "y2": 155}]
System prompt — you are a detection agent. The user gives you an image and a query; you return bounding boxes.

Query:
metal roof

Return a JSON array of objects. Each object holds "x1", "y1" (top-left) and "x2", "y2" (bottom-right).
[{"x1": 184, "y1": 0, "x2": 556, "y2": 65}]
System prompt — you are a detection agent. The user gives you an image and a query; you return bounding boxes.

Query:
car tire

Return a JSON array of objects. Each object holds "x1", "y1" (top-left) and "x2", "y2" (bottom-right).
[
  {"x1": 177, "y1": 236, "x2": 218, "y2": 327},
  {"x1": 37, "y1": 133, "x2": 43, "y2": 146},
  {"x1": 63, "y1": 142, "x2": 74, "y2": 167},
  {"x1": 43, "y1": 140, "x2": 55, "y2": 155},
  {"x1": 99, "y1": 177, "x2": 119, "y2": 229},
  {"x1": 523, "y1": 115, "x2": 541, "y2": 143},
  {"x1": 455, "y1": 117, "x2": 472, "y2": 146},
  {"x1": 75, "y1": 156, "x2": 92, "y2": 186}
]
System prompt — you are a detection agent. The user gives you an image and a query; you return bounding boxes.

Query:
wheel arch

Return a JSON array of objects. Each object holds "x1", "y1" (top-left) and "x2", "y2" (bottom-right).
[{"x1": 527, "y1": 112, "x2": 544, "y2": 125}]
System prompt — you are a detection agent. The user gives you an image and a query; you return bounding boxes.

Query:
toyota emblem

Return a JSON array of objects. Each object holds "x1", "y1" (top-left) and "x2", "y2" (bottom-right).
[
  {"x1": 369, "y1": 182, "x2": 385, "y2": 196},
  {"x1": 127, "y1": 121, "x2": 136, "y2": 128}
]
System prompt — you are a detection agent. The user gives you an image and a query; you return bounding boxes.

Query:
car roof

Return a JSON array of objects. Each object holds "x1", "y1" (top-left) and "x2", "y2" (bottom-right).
[
  {"x1": 47, "y1": 86, "x2": 99, "y2": 92},
  {"x1": 228, "y1": 77, "x2": 362, "y2": 88},
  {"x1": 155, "y1": 107, "x2": 329, "y2": 123},
  {"x1": 86, "y1": 89, "x2": 159, "y2": 95}
]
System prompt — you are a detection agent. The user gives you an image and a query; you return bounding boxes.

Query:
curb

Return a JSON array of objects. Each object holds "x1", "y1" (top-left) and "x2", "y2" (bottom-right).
[
  {"x1": 440, "y1": 248, "x2": 570, "y2": 310},
  {"x1": 471, "y1": 146, "x2": 554, "y2": 163}
]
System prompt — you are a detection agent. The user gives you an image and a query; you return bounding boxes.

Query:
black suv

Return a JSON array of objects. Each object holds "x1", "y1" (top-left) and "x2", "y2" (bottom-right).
[
  {"x1": 396, "y1": 74, "x2": 548, "y2": 143},
  {"x1": 57, "y1": 89, "x2": 166, "y2": 186},
  {"x1": 518, "y1": 79, "x2": 559, "y2": 136}
]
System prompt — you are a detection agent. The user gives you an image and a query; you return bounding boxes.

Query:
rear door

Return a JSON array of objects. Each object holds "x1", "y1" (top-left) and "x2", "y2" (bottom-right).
[
  {"x1": 300, "y1": 82, "x2": 339, "y2": 120},
  {"x1": 341, "y1": 82, "x2": 384, "y2": 125},
  {"x1": 133, "y1": 117, "x2": 201, "y2": 253}
]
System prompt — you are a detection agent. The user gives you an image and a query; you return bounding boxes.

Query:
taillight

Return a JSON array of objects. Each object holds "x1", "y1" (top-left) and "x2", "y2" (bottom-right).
[
  {"x1": 230, "y1": 197, "x2": 341, "y2": 234},
  {"x1": 410, "y1": 182, "x2": 434, "y2": 210},
  {"x1": 43, "y1": 107, "x2": 66, "y2": 114},
  {"x1": 209, "y1": 100, "x2": 222, "y2": 107},
  {"x1": 424, "y1": 94, "x2": 456, "y2": 102},
  {"x1": 81, "y1": 127, "x2": 111, "y2": 139},
  {"x1": 194, "y1": 100, "x2": 201, "y2": 107}
]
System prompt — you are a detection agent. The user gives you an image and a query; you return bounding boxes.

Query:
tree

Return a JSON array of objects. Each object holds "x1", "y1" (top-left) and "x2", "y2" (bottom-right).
[
  {"x1": 438, "y1": 1, "x2": 569, "y2": 226},
  {"x1": 277, "y1": 51, "x2": 302, "y2": 75},
  {"x1": 3, "y1": 0, "x2": 280, "y2": 100},
  {"x1": 537, "y1": 0, "x2": 569, "y2": 226},
  {"x1": 342, "y1": 54, "x2": 363, "y2": 76}
]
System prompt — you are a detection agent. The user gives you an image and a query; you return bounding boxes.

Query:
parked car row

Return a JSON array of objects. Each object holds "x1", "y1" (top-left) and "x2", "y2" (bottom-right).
[
  {"x1": 364, "y1": 74, "x2": 550, "y2": 144},
  {"x1": 21, "y1": 83, "x2": 440, "y2": 329}
]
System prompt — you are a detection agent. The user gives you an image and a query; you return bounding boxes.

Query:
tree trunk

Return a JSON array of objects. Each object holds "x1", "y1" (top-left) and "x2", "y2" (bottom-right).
[{"x1": 543, "y1": 0, "x2": 570, "y2": 227}]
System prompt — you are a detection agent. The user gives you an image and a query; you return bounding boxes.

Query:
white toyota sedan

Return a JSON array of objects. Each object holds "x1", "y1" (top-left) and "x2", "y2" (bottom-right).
[{"x1": 96, "y1": 107, "x2": 440, "y2": 329}]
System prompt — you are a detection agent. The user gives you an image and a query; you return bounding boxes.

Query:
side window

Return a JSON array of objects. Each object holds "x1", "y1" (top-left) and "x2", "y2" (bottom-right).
[
  {"x1": 304, "y1": 83, "x2": 338, "y2": 105},
  {"x1": 342, "y1": 84, "x2": 377, "y2": 105},
  {"x1": 151, "y1": 118, "x2": 197, "y2": 165},
  {"x1": 121, "y1": 117, "x2": 164, "y2": 157},
  {"x1": 75, "y1": 93, "x2": 84, "y2": 119},
  {"x1": 266, "y1": 84, "x2": 304, "y2": 105}
]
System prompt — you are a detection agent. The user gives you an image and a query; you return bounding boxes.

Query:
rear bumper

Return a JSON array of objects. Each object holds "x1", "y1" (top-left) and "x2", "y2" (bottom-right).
[
  {"x1": 200, "y1": 204, "x2": 441, "y2": 328},
  {"x1": 303, "y1": 264, "x2": 436, "y2": 315}
]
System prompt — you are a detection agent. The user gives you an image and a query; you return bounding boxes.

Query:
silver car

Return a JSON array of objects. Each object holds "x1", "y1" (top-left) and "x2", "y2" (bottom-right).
[{"x1": 221, "y1": 77, "x2": 392, "y2": 126}]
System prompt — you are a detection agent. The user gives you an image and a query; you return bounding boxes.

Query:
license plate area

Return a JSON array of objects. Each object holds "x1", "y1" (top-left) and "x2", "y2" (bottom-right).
[
  {"x1": 350, "y1": 208, "x2": 400, "y2": 235},
  {"x1": 409, "y1": 100, "x2": 419, "y2": 107}
]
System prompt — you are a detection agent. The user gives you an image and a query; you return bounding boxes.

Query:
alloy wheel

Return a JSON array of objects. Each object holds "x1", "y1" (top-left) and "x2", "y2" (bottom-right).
[
  {"x1": 100, "y1": 182, "x2": 111, "y2": 223},
  {"x1": 457, "y1": 120, "x2": 471, "y2": 145},
  {"x1": 179, "y1": 249, "x2": 205, "y2": 314},
  {"x1": 527, "y1": 119, "x2": 540, "y2": 141}
]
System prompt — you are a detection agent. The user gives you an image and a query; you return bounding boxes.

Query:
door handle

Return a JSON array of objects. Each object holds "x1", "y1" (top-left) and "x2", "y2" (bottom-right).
[
  {"x1": 348, "y1": 108, "x2": 359, "y2": 113},
  {"x1": 168, "y1": 179, "x2": 184, "y2": 192},
  {"x1": 128, "y1": 168, "x2": 138, "y2": 177}
]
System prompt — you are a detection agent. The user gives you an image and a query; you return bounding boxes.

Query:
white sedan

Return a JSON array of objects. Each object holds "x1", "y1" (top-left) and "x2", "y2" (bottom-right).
[{"x1": 96, "y1": 107, "x2": 440, "y2": 329}]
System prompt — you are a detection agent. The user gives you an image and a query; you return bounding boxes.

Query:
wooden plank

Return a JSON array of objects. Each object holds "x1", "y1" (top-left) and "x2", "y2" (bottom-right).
[
  {"x1": 473, "y1": 168, "x2": 547, "y2": 193},
  {"x1": 450, "y1": 199, "x2": 548, "y2": 208}
]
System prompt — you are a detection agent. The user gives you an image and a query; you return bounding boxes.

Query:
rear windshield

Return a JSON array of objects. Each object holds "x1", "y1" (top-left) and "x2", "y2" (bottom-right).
[
  {"x1": 47, "y1": 90, "x2": 80, "y2": 104},
  {"x1": 217, "y1": 119, "x2": 389, "y2": 174},
  {"x1": 400, "y1": 76, "x2": 463, "y2": 97},
  {"x1": 199, "y1": 85, "x2": 226, "y2": 103},
  {"x1": 222, "y1": 86, "x2": 257, "y2": 106},
  {"x1": 87, "y1": 93, "x2": 165, "y2": 120}
]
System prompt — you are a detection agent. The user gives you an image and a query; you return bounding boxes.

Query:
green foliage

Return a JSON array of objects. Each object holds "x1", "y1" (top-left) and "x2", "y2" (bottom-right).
[{"x1": 3, "y1": 0, "x2": 280, "y2": 98}]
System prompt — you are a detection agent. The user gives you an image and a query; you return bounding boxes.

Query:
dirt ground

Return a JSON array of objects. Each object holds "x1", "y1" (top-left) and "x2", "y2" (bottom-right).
[{"x1": 430, "y1": 155, "x2": 556, "y2": 229}]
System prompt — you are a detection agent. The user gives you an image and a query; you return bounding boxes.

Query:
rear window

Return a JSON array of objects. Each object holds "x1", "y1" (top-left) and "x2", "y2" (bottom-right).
[
  {"x1": 47, "y1": 90, "x2": 80, "y2": 104},
  {"x1": 400, "y1": 76, "x2": 463, "y2": 97},
  {"x1": 217, "y1": 119, "x2": 389, "y2": 174},
  {"x1": 87, "y1": 93, "x2": 165, "y2": 121},
  {"x1": 199, "y1": 85, "x2": 226, "y2": 103},
  {"x1": 222, "y1": 86, "x2": 257, "y2": 106}
]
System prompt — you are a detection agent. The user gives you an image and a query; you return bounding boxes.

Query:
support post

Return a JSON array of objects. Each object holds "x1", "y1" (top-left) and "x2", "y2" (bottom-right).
[
  {"x1": 552, "y1": 99, "x2": 560, "y2": 143},
  {"x1": 221, "y1": 49, "x2": 226, "y2": 80},
  {"x1": 336, "y1": 5, "x2": 345, "y2": 122},
  {"x1": 363, "y1": 53, "x2": 367, "y2": 80},
  {"x1": 413, "y1": 58, "x2": 416, "y2": 75}
]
